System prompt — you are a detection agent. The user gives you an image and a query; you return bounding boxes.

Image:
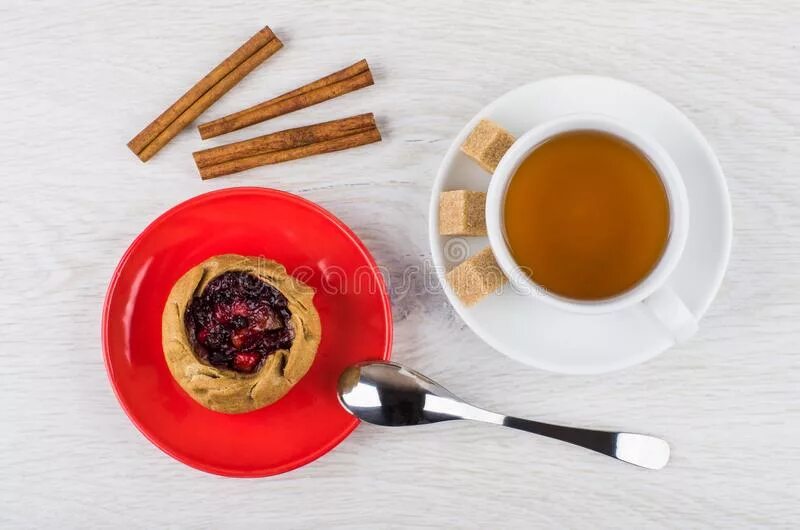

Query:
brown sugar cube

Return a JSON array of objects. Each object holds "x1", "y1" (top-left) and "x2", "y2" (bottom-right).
[
  {"x1": 446, "y1": 246, "x2": 507, "y2": 307},
  {"x1": 460, "y1": 119, "x2": 516, "y2": 173},
  {"x1": 439, "y1": 190, "x2": 487, "y2": 236}
]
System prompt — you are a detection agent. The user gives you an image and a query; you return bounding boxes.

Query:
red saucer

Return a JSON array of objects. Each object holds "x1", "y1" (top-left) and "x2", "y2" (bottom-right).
[{"x1": 102, "y1": 188, "x2": 392, "y2": 477}]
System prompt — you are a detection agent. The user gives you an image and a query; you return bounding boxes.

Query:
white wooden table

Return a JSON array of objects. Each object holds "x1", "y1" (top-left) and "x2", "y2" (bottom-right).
[{"x1": 1, "y1": 0, "x2": 798, "y2": 527}]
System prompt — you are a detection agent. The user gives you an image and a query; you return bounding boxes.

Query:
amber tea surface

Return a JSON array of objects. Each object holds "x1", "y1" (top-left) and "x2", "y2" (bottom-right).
[{"x1": 503, "y1": 131, "x2": 670, "y2": 300}]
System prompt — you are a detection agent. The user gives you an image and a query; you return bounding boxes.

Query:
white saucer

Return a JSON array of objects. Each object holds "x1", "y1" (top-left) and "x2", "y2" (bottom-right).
[{"x1": 429, "y1": 75, "x2": 732, "y2": 374}]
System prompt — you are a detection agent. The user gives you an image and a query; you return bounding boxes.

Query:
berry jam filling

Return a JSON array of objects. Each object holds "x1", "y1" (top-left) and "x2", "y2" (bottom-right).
[{"x1": 185, "y1": 271, "x2": 294, "y2": 374}]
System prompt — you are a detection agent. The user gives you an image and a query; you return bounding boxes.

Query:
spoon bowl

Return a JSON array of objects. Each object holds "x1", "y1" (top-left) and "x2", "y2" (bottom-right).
[{"x1": 338, "y1": 363, "x2": 468, "y2": 426}]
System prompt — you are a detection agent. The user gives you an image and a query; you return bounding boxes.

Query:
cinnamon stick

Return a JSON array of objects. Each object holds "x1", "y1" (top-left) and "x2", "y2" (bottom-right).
[
  {"x1": 194, "y1": 113, "x2": 376, "y2": 167},
  {"x1": 193, "y1": 113, "x2": 381, "y2": 179},
  {"x1": 128, "y1": 26, "x2": 282, "y2": 162},
  {"x1": 197, "y1": 59, "x2": 374, "y2": 139}
]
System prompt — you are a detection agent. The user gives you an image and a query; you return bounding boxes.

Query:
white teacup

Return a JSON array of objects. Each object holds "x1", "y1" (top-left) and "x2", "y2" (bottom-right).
[{"x1": 486, "y1": 114, "x2": 697, "y2": 342}]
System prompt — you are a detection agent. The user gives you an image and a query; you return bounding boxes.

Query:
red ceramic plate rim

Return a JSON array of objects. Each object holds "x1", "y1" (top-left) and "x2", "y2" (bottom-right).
[{"x1": 101, "y1": 187, "x2": 393, "y2": 477}]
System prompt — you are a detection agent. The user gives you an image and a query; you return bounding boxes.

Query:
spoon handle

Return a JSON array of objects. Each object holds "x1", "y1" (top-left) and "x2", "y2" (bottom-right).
[{"x1": 501, "y1": 416, "x2": 670, "y2": 469}]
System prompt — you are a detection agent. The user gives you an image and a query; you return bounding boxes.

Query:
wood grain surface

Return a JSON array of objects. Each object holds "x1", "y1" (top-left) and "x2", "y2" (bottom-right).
[{"x1": 0, "y1": 0, "x2": 798, "y2": 527}]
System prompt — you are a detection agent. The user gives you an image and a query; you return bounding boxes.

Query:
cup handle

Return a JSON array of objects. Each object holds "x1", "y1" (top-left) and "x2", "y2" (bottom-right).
[{"x1": 642, "y1": 286, "x2": 698, "y2": 343}]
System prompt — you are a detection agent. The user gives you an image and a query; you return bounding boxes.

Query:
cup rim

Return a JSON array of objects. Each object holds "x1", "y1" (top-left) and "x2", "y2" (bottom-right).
[{"x1": 486, "y1": 113, "x2": 690, "y2": 314}]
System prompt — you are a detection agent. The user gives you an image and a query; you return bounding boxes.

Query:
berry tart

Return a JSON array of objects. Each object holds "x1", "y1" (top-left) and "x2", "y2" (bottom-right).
[{"x1": 162, "y1": 254, "x2": 321, "y2": 414}]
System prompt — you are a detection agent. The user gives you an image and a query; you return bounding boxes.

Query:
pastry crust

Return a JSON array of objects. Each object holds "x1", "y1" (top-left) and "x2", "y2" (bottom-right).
[{"x1": 162, "y1": 254, "x2": 321, "y2": 414}]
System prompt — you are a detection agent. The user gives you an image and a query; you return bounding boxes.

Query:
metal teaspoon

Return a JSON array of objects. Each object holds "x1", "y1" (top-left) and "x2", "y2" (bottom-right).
[{"x1": 337, "y1": 361, "x2": 670, "y2": 469}]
